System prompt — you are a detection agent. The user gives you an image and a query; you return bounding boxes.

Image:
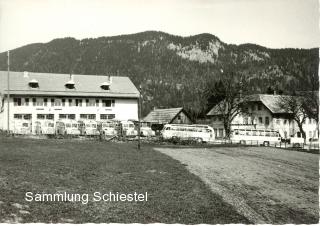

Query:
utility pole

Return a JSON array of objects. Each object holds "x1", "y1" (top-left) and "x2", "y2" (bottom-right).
[
  {"x1": 7, "y1": 51, "x2": 10, "y2": 134},
  {"x1": 138, "y1": 85, "x2": 142, "y2": 150}
]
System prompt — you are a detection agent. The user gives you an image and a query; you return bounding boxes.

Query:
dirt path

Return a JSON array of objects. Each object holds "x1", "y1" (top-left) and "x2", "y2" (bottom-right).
[{"x1": 155, "y1": 146, "x2": 319, "y2": 224}]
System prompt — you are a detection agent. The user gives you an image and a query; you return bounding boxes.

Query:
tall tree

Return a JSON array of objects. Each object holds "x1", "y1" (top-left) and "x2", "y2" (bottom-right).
[
  {"x1": 278, "y1": 95, "x2": 308, "y2": 142},
  {"x1": 206, "y1": 67, "x2": 248, "y2": 138}
]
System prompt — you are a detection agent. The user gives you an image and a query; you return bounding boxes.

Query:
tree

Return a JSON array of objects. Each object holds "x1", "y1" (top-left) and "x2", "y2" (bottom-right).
[
  {"x1": 278, "y1": 95, "x2": 308, "y2": 142},
  {"x1": 206, "y1": 67, "x2": 248, "y2": 139}
]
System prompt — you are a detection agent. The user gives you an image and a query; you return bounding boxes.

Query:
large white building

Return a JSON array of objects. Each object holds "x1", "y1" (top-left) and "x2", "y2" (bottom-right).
[
  {"x1": 207, "y1": 94, "x2": 318, "y2": 141},
  {"x1": 0, "y1": 71, "x2": 139, "y2": 134}
]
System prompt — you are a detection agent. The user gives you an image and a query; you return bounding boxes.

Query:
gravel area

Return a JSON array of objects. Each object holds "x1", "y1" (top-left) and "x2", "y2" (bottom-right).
[{"x1": 155, "y1": 146, "x2": 319, "y2": 224}]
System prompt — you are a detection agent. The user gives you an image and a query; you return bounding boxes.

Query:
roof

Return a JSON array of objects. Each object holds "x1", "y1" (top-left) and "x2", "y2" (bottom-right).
[
  {"x1": 143, "y1": 107, "x2": 186, "y2": 124},
  {"x1": 207, "y1": 94, "x2": 291, "y2": 116},
  {"x1": 0, "y1": 71, "x2": 139, "y2": 98},
  {"x1": 245, "y1": 94, "x2": 288, "y2": 114}
]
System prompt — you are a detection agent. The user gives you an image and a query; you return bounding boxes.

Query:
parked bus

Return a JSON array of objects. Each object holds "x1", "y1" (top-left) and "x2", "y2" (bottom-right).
[
  {"x1": 120, "y1": 120, "x2": 138, "y2": 137},
  {"x1": 98, "y1": 120, "x2": 120, "y2": 136},
  {"x1": 78, "y1": 120, "x2": 100, "y2": 136},
  {"x1": 55, "y1": 120, "x2": 80, "y2": 136},
  {"x1": 12, "y1": 120, "x2": 32, "y2": 134},
  {"x1": 161, "y1": 124, "x2": 215, "y2": 143},
  {"x1": 230, "y1": 129, "x2": 281, "y2": 146},
  {"x1": 289, "y1": 132, "x2": 305, "y2": 147},
  {"x1": 34, "y1": 120, "x2": 55, "y2": 135},
  {"x1": 140, "y1": 121, "x2": 156, "y2": 137}
]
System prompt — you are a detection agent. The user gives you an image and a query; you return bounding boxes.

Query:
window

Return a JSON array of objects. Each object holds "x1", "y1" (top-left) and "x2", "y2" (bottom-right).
[
  {"x1": 13, "y1": 98, "x2": 22, "y2": 106},
  {"x1": 44, "y1": 98, "x2": 47, "y2": 106},
  {"x1": 68, "y1": 99, "x2": 73, "y2": 106},
  {"x1": 62, "y1": 99, "x2": 65, "y2": 107},
  {"x1": 24, "y1": 114, "x2": 31, "y2": 120},
  {"x1": 59, "y1": 114, "x2": 75, "y2": 119},
  {"x1": 25, "y1": 98, "x2": 29, "y2": 106},
  {"x1": 259, "y1": 117, "x2": 263, "y2": 124},
  {"x1": 88, "y1": 114, "x2": 96, "y2": 119},
  {"x1": 102, "y1": 99, "x2": 115, "y2": 107},
  {"x1": 258, "y1": 104, "x2": 262, "y2": 110},
  {"x1": 251, "y1": 105, "x2": 255, "y2": 112},
  {"x1": 86, "y1": 99, "x2": 89, "y2": 106},
  {"x1": 51, "y1": 99, "x2": 54, "y2": 107},
  {"x1": 75, "y1": 99, "x2": 82, "y2": 107},
  {"x1": 68, "y1": 114, "x2": 75, "y2": 120},
  {"x1": 276, "y1": 119, "x2": 280, "y2": 125},
  {"x1": 47, "y1": 114, "x2": 54, "y2": 120},
  {"x1": 265, "y1": 117, "x2": 269, "y2": 126},
  {"x1": 80, "y1": 114, "x2": 96, "y2": 120},
  {"x1": 102, "y1": 100, "x2": 111, "y2": 107},
  {"x1": 284, "y1": 119, "x2": 287, "y2": 125},
  {"x1": 100, "y1": 114, "x2": 115, "y2": 120},
  {"x1": 36, "y1": 98, "x2": 44, "y2": 106},
  {"x1": 14, "y1": 114, "x2": 23, "y2": 119},
  {"x1": 54, "y1": 99, "x2": 61, "y2": 106},
  {"x1": 59, "y1": 114, "x2": 67, "y2": 119},
  {"x1": 244, "y1": 117, "x2": 248, "y2": 124},
  {"x1": 96, "y1": 99, "x2": 99, "y2": 107},
  {"x1": 37, "y1": 114, "x2": 45, "y2": 120}
]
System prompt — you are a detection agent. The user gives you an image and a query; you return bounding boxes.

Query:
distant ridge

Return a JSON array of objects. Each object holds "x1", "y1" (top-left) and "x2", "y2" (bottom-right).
[{"x1": 0, "y1": 31, "x2": 318, "y2": 117}]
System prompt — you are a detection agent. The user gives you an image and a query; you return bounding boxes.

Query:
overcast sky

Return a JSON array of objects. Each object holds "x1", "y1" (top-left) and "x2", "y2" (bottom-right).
[{"x1": 0, "y1": 0, "x2": 319, "y2": 52}]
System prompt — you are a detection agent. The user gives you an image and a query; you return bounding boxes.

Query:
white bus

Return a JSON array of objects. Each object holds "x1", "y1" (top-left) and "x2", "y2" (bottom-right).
[
  {"x1": 12, "y1": 120, "x2": 32, "y2": 134},
  {"x1": 98, "y1": 120, "x2": 120, "y2": 136},
  {"x1": 231, "y1": 129, "x2": 281, "y2": 146},
  {"x1": 78, "y1": 120, "x2": 100, "y2": 136},
  {"x1": 161, "y1": 124, "x2": 215, "y2": 143},
  {"x1": 35, "y1": 120, "x2": 55, "y2": 135},
  {"x1": 55, "y1": 120, "x2": 81, "y2": 136},
  {"x1": 121, "y1": 120, "x2": 138, "y2": 137}
]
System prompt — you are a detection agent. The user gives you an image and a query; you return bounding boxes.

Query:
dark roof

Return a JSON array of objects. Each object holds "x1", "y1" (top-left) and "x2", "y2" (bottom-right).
[
  {"x1": 0, "y1": 71, "x2": 139, "y2": 98},
  {"x1": 207, "y1": 94, "x2": 290, "y2": 116},
  {"x1": 143, "y1": 107, "x2": 186, "y2": 123}
]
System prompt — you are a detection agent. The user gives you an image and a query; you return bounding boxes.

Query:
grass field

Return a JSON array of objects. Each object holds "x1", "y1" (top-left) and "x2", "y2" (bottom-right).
[
  {"x1": 156, "y1": 146, "x2": 319, "y2": 224},
  {"x1": 0, "y1": 136, "x2": 248, "y2": 223}
]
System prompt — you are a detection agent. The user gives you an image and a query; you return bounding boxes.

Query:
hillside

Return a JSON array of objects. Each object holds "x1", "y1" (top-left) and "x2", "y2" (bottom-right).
[{"x1": 0, "y1": 31, "x2": 318, "y2": 118}]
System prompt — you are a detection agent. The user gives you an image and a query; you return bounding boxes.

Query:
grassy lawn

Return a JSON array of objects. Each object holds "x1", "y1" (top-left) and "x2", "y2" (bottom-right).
[{"x1": 0, "y1": 136, "x2": 249, "y2": 223}]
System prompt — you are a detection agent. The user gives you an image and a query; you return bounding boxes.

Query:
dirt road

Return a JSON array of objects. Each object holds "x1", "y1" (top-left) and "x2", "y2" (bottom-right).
[{"x1": 155, "y1": 146, "x2": 319, "y2": 224}]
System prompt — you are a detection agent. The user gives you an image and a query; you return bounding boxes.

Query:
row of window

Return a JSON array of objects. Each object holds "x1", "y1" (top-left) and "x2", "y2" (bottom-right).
[
  {"x1": 13, "y1": 98, "x2": 115, "y2": 107},
  {"x1": 13, "y1": 114, "x2": 116, "y2": 120}
]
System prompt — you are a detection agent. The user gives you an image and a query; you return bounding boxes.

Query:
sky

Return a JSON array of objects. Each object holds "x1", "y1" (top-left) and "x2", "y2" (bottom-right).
[{"x1": 0, "y1": 0, "x2": 319, "y2": 52}]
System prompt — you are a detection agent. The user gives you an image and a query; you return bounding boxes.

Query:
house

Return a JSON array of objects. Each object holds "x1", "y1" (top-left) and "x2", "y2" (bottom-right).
[
  {"x1": 207, "y1": 94, "x2": 318, "y2": 140},
  {"x1": 143, "y1": 107, "x2": 193, "y2": 126},
  {"x1": 0, "y1": 71, "x2": 139, "y2": 134}
]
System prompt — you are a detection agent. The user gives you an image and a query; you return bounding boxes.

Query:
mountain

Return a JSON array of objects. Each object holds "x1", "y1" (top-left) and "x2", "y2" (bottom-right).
[{"x1": 0, "y1": 31, "x2": 318, "y2": 118}]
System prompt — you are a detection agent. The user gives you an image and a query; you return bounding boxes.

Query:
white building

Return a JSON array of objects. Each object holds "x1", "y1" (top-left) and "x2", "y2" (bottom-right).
[
  {"x1": 0, "y1": 71, "x2": 139, "y2": 134},
  {"x1": 207, "y1": 94, "x2": 318, "y2": 141}
]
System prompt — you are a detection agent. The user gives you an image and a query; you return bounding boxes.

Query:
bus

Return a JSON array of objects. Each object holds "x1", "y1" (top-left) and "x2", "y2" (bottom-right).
[
  {"x1": 98, "y1": 120, "x2": 120, "y2": 136},
  {"x1": 120, "y1": 120, "x2": 138, "y2": 137},
  {"x1": 161, "y1": 124, "x2": 215, "y2": 143},
  {"x1": 230, "y1": 129, "x2": 281, "y2": 146},
  {"x1": 55, "y1": 120, "x2": 80, "y2": 136},
  {"x1": 12, "y1": 120, "x2": 32, "y2": 134},
  {"x1": 78, "y1": 120, "x2": 100, "y2": 136},
  {"x1": 140, "y1": 121, "x2": 155, "y2": 137},
  {"x1": 34, "y1": 120, "x2": 55, "y2": 135}
]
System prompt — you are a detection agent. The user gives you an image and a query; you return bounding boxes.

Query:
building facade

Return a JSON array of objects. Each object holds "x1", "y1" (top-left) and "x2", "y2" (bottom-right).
[
  {"x1": 0, "y1": 71, "x2": 139, "y2": 134},
  {"x1": 207, "y1": 94, "x2": 318, "y2": 140}
]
